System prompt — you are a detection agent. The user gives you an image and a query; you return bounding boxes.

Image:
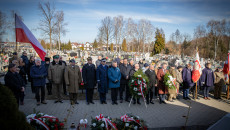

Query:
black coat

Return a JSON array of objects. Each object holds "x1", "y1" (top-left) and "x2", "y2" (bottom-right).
[
  {"x1": 4, "y1": 71, "x2": 24, "y2": 97},
  {"x1": 119, "y1": 64, "x2": 132, "y2": 84},
  {"x1": 82, "y1": 63, "x2": 96, "y2": 88},
  {"x1": 145, "y1": 69, "x2": 157, "y2": 87}
]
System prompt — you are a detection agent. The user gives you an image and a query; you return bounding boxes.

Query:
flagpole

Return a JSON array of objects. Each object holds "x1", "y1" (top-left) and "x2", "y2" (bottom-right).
[
  {"x1": 15, "y1": 13, "x2": 18, "y2": 52},
  {"x1": 195, "y1": 82, "x2": 197, "y2": 101}
]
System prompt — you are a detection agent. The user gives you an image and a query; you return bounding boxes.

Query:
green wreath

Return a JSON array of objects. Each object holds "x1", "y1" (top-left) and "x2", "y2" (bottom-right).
[
  {"x1": 128, "y1": 70, "x2": 149, "y2": 99},
  {"x1": 163, "y1": 72, "x2": 176, "y2": 89}
]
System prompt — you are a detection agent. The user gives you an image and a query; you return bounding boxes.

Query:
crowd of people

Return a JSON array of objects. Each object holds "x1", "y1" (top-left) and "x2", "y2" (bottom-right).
[{"x1": 3, "y1": 52, "x2": 227, "y2": 107}]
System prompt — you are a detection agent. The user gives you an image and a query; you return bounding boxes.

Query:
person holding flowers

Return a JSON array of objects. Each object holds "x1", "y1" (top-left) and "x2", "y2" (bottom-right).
[{"x1": 157, "y1": 63, "x2": 168, "y2": 104}]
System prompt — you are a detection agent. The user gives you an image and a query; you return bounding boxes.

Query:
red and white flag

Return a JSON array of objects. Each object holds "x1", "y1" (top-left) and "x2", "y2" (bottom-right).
[
  {"x1": 15, "y1": 14, "x2": 46, "y2": 61},
  {"x1": 223, "y1": 53, "x2": 230, "y2": 82},
  {"x1": 192, "y1": 51, "x2": 202, "y2": 83}
]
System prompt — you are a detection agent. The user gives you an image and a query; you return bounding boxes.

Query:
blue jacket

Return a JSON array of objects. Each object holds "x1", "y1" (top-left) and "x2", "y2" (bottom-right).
[
  {"x1": 182, "y1": 67, "x2": 194, "y2": 89},
  {"x1": 201, "y1": 67, "x2": 215, "y2": 87},
  {"x1": 30, "y1": 64, "x2": 47, "y2": 87},
  {"x1": 108, "y1": 67, "x2": 121, "y2": 88},
  {"x1": 96, "y1": 64, "x2": 109, "y2": 93}
]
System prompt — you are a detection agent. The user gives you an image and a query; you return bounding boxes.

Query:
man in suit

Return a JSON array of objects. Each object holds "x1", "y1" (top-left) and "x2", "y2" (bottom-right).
[
  {"x1": 157, "y1": 63, "x2": 168, "y2": 104},
  {"x1": 108, "y1": 61, "x2": 121, "y2": 105},
  {"x1": 145, "y1": 64, "x2": 157, "y2": 104},
  {"x1": 119, "y1": 58, "x2": 132, "y2": 103},
  {"x1": 82, "y1": 57, "x2": 96, "y2": 105},
  {"x1": 96, "y1": 58, "x2": 109, "y2": 104}
]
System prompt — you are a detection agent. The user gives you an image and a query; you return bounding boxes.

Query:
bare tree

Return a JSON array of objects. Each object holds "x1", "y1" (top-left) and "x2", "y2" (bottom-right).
[
  {"x1": 38, "y1": 2, "x2": 57, "y2": 50},
  {"x1": 99, "y1": 16, "x2": 113, "y2": 52},
  {"x1": 125, "y1": 18, "x2": 137, "y2": 51},
  {"x1": 207, "y1": 19, "x2": 226, "y2": 59},
  {"x1": 137, "y1": 19, "x2": 154, "y2": 53},
  {"x1": 175, "y1": 29, "x2": 182, "y2": 44},
  {"x1": 54, "y1": 10, "x2": 67, "y2": 50},
  {"x1": 113, "y1": 15, "x2": 124, "y2": 52},
  {"x1": 0, "y1": 11, "x2": 7, "y2": 42}
]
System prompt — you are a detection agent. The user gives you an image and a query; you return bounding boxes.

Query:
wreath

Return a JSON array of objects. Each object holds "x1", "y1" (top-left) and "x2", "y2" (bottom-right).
[
  {"x1": 26, "y1": 112, "x2": 64, "y2": 130},
  {"x1": 163, "y1": 72, "x2": 176, "y2": 89},
  {"x1": 128, "y1": 70, "x2": 149, "y2": 99},
  {"x1": 91, "y1": 114, "x2": 117, "y2": 130},
  {"x1": 114, "y1": 114, "x2": 148, "y2": 130}
]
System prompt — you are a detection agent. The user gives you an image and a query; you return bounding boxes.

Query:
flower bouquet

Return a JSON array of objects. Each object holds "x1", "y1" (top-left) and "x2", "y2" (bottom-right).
[
  {"x1": 163, "y1": 72, "x2": 176, "y2": 89},
  {"x1": 26, "y1": 113, "x2": 64, "y2": 130},
  {"x1": 113, "y1": 114, "x2": 148, "y2": 130},
  {"x1": 91, "y1": 114, "x2": 117, "y2": 130}
]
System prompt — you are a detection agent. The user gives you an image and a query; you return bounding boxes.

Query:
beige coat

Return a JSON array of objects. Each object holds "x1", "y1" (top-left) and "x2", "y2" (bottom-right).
[
  {"x1": 214, "y1": 71, "x2": 225, "y2": 86},
  {"x1": 48, "y1": 62, "x2": 65, "y2": 84},
  {"x1": 64, "y1": 65, "x2": 82, "y2": 93}
]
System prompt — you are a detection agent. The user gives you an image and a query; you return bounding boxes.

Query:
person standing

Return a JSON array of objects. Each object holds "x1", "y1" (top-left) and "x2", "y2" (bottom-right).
[
  {"x1": 82, "y1": 57, "x2": 96, "y2": 105},
  {"x1": 45, "y1": 57, "x2": 52, "y2": 95},
  {"x1": 119, "y1": 58, "x2": 132, "y2": 103},
  {"x1": 95, "y1": 56, "x2": 102, "y2": 67},
  {"x1": 145, "y1": 65, "x2": 157, "y2": 104},
  {"x1": 168, "y1": 64, "x2": 177, "y2": 102},
  {"x1": 65, "y1": 59, "x2": 82, "y2": 105},
  {"x1": 18, "y1": 58, "x2": 26, "y2": 105},
  {"x1": 30, "y1": 59, "x2": 47, "y2": 106},
  {"x1": 60, "y1": 56, "x2": 67, "y2": 95},
  {"x1": 130, "y1": 64, "x2": 141, "y2": 104},
  {"x1": 214, "y1": 67, "x2": 225, "y2": 99},
  {"x1": 4, "y1": 64, "x2": 25, "y2": 106},
  {"x1": 21, "y1": 51, "x2": 29, "y2": 84},
  {"x1": 96, "y1": 58, "x2": 109, "y2": 104},
  {"x1": 48, "y1": 55, "x2": 65, "y2": 103},
  {"x1": 157, "y1": 63, "x2": 168, "y2": 104},
  {"x1": 28, "y1": 56, "x2": 35, "y2": 93},
  {"x1": 108, "y1": 61, "x2": 121, "y2": 105},
  {"x1": 182, "y1": 62, "x2": 194, "y2": 100},
  {"x1": 176, "y1": 66, "x2": 183, "y2": 99},
  {"x1": 201, "y1": 63, "x2": 215, "y2": 100}
]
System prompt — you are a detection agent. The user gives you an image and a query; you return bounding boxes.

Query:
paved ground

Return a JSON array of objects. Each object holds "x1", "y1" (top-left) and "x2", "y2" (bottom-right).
[{"x1": 1, "y1": 77, "x2": 230, "y2": 129}]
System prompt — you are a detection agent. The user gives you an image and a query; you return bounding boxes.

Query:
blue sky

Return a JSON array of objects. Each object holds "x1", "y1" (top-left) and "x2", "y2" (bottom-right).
[{"x1": 0, "y1": 0, "x2": 230, "y2": 43}]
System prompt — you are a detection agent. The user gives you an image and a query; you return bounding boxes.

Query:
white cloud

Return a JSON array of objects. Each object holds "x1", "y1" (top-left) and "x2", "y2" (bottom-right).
[{"x1": 65, "y1": 9, "x2": 193, "y2": 24}]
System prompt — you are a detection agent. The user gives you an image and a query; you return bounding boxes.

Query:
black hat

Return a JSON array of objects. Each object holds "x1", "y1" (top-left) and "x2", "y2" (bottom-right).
[
  {"x1": 8, "y1": 63, "x2": 16, "y2": 69},
  {"x1": 144, "y1": 63, "x2": 149, "y2": 67},
  {"x1": 101, "y1": 58, "x2": 106, "y2": 62},
  {"x1": 87, "y1": 57, "x2": 92, "y2": 61},
  {"x1": 53, "y1": 55, "x2": 59, "y2": 59},
  {"x1": 45, "y1": 57, "x2": 50, "y2": 62},
  {"x1": 70, "y1": 59, "x2": 75, "y2": 63},
  {"x1": 13, "y1": 52, "x2": 17, "y2": 55},
  {"x1": 177, "y1": 66, "x2": 183, "y2": 69}
]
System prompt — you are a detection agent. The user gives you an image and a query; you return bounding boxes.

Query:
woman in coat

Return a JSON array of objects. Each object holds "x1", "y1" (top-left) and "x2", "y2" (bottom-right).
[
  {"x1": 96, "y1": 58, "x2": 109, "y2": 104},
  {"x1": 65, "y1": 59, "x2": 82, "y2": 105},
  {"x1": 108, "y1": 61, "x2": 121, "y2": 105},
  {"x1": 157, "y1": 63, "x2": 168, "y2": 104}
]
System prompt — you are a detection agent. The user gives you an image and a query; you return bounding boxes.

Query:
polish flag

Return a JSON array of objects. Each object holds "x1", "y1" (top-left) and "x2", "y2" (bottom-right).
[
  {"x1": 223, "y1": 53, "x2": 230, "y2": 82},
  {"x1": 192, "y1": 51, "x2": 202, "y2": 83},
  {"x1": 15, "y1": 14, "x2": 46, "y2": 61}
]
